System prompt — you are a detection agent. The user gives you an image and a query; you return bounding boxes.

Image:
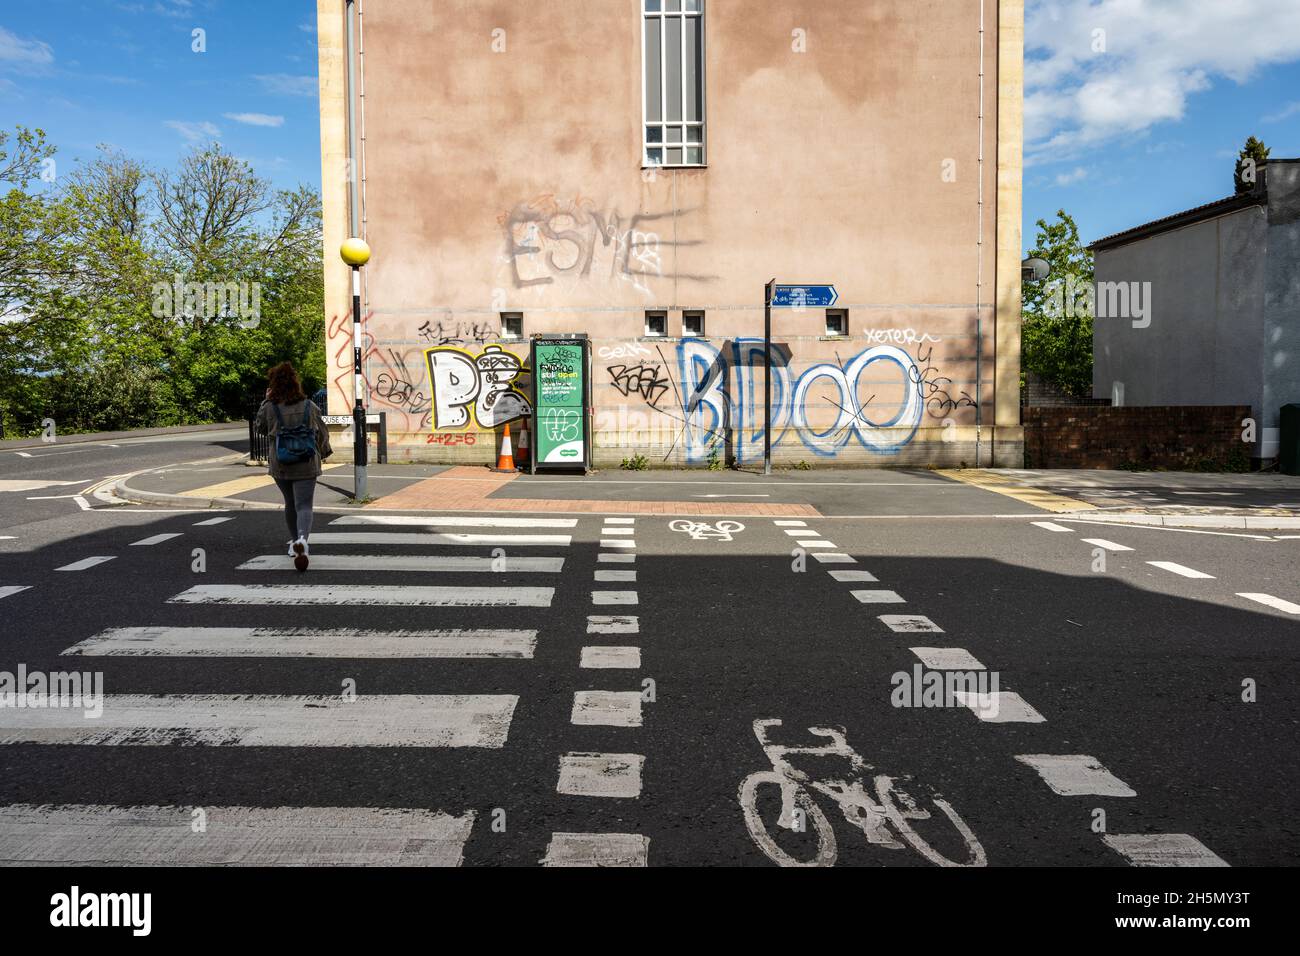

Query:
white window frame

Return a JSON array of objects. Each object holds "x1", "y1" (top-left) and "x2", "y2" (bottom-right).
[
  {"x1": 682, "y1": 310, "x2": 705, "y2": 337},
  {"x1": 644, "y1": 310, "x2": 668, "y2": 337},
  {"x1": 500, "y1": 312, "x2": 523, "y2": 340},
  {"x1": 641, "y1": 0, "x2": 706, "y2": 168},
  {"x1": 825, "y1": 309, "x2": 848, "y2": 337}
]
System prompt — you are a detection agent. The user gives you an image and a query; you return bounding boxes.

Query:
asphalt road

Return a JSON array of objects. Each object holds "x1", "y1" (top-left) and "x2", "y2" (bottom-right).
[{"x1": 0, "y1": 436, "x2": 1297, "y2": 868}]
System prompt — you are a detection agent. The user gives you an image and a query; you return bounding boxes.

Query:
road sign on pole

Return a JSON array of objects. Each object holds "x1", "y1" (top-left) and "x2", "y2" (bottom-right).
[
  {"x1": 769, "y1": 284, "x2": 838, "y2": 308},
  {"x1": 764, "y1": 279, "x2": 775, "y2": 476}
]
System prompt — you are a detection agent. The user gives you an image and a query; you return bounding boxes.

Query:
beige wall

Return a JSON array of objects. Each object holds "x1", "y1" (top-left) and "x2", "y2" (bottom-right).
[{"x1": 319, "y1": 0, "x2": 1024, "y2": 466}]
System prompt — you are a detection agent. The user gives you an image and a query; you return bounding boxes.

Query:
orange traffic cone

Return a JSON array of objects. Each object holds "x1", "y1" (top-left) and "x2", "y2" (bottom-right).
[{"x1": 494, "y1": 422, "x2": 516, "y2": 472}]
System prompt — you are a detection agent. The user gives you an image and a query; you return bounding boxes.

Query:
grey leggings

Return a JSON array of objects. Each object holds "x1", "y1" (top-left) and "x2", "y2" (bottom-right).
[{"x1": 274, "y1": 478, "x2": 317, "y2": 541}]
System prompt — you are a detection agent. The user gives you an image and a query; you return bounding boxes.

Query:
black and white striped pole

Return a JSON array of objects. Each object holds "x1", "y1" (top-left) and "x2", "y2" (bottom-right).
[{"x1": 340, "y1": 238, "x2": 371, "y2": 501}]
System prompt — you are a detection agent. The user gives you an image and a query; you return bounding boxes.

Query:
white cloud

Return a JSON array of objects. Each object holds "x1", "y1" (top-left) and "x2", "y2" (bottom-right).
[
  {"x1": 0, "y1": 26, "x2": 54, "y2": 70},
  {"x1": 1263, "y1": 101, "x2": 1300, "y2": 123},
  {"x1": 253, "y1": 73, "x2": 317, "y2": 97},
  {"x1": 1026, "y1": 0, "x2": 1300, "y2": 166},
  {"x1": 1055, "y1": 166, "x2": 1089, "y2": 186},
  {"x1": 165, "y1": 120, "x2": 220, "y2": 143},
  {"x1": 223, "y1": 112, "x2": 285, "y2": 128}
]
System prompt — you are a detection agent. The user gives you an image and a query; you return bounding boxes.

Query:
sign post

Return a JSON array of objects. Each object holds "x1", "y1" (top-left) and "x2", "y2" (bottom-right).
[
  {"x1": 531, "y1": 335, "x2": 591, "y2": 472},
  {"x1": 766, "y1": 283, "x2": 838, "y2": 475},
  {"x1": 339, "y1": 238, "x2": 372, "y2": 501}
]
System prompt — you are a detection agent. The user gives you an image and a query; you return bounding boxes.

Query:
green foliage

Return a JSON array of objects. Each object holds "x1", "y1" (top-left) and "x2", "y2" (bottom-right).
[
  {"x1": 706, "y1": 441, "x2": 724, "y2": 470},
  {"x1": 1235, "y1": 136, "x2": 1270, "y2": 194},
  {"x1": 1021, "y1": 209, "x2": 1094, "y2": 399},
  {"x1": 793, "y1": 460, "x2": 812, "y2": 471},
  {"x1": 0, "y1": 131, "x2": 324, "y2": 438},
  {"x1": 620, "y1": 453, "x2": 650, "y2": 471}
]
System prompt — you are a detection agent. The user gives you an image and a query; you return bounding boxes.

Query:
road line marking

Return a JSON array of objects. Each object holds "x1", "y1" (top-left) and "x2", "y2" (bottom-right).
[
  {"x1": 910, "y1": 647, "x2": 986, "y2": 670},
  {"x1": 600, "y1": 539, "x2": 636, "y2": 549},
  {"x1": 238, "y1": 554, "x2": 564, "y2": 573},
  {"x1": 73, "y1": 495, "x2": 91, "y2": 511},
  {"x1": 592, "y1": 591, "x2": 638, "y2": 605},
  {"x1": 0, "y1": 694, "x2": 518, "y2": 747},
  {"x1": 309, "y1": 532, "x2": 571, "y2": 547},
  {"x1": 557, "y1": 753, "x2": 644, "y2": 798},
  {"x1": 784, "y1": 530, "x2": 819, "y2": 537},
  {"x1": 774, "y1": 520, "x2": 807, "y2": 527},
  {"x1": 55, "y1": 556, "x2": 115, "y2": 572},
  {"x1": 940, "y1": 470, "x2": 1098, "y2": 513},
  {"x1": 1236, "y1": 592, "x2": 1300, "y2": 614},
  {"x1": 953, "y1": 691, "x2": 1046, "y2": 723},
  {"x1": 1080, "y1": 538, "x2": 1133, "y2": 552},
  {"x1": 587, "y1": 615, "x2": 638, "y2": 634},
  {"x1": 811, "y1": 552, "x2": 855, "y2": 564},
  {"x1": 580, "y1": 646, "x2": 641, "y2": 669},
  {"x1": 594, "y1": 570, "x2": 636, "y2": 582},
  {"x1": 600, "y1": 527, "x2": 636, "y2": 536},
  {"x1": 331, "y1": 515, "x2": 577, "y2": 528},
  {"x1": 168, "y1": 585, "x2": 553, "y2": 607},
  {"x1": 1014, "y1": 754, "x2": 1136, "y2": 797},
  {"x1": 1031, "y1": 521, "x2": 1074, "y2": 532},
  {"x1": 603, "y1": 518, "x2": 636, "y2": 525},
  {"x1": 0, "y1": 586, "x2": 32, "y2": 601},
  {"x1": 0, "y1": 804, "x2": 477, "y2": 866},
  {"x1": 851, "y1": 590, "x2": 905, "y2": 604},
  {"x1": 879, "y1": 615, "x2": 944, "y2": 633},
  {"x1": 800, "y1": 540, "x2": 837, "y2": 548},
  {"x1": 62, "y1": 626, "x2": 538, "y2": 659},
  {"x1": 193, "y1": 517, "x2": 232, "y2": 526},
  {"x1": 1102, "y1": 833, "x2": 1228, "y2": 867},
  {"x1": 571, "y1": 691, "x2": 642, "y2": 727},
  {"x1": 598, "y1": 552, "x2": 636, "y2": 564},
  {"x1": 1146, "y1": 561, "x2": 1215, "y2": 579},
  {"x1": 827, "y1": 570, "x2": 878, "y2": 583},
  {"x1": 130, "y1": 533, "x2": 184, "y2": 546},
  {"x1": 541, "y1": 832, "x2": 649, "y2": 867}
]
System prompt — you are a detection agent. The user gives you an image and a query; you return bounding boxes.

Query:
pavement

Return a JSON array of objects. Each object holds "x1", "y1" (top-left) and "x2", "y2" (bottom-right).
[{"x1": 1, "y1": 427, "x2": 1297, "y2": 871}]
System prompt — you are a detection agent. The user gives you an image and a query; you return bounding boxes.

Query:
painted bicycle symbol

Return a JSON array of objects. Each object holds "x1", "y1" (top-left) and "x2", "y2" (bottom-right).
[
  {"x1": 668, "y1": 519, "x2": 745, "y2": 542},
  {"x1": 738, "y1": 718, "x2": 987, "y2": 868}
]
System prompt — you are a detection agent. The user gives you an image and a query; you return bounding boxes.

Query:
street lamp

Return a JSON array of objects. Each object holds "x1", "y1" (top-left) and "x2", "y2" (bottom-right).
[{"x1": 340, "y1": 238, "x2": 371, "y2": 501}]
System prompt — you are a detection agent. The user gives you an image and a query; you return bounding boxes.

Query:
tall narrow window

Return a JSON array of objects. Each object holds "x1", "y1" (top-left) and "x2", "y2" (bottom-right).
[{"x1": 643, "y1": 0, "x2": 705, "y2": 167}]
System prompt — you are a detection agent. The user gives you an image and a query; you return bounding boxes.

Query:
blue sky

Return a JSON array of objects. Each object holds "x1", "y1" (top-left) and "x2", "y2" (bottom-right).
[{"x1": 3, "y1": 1, "x2": 1300, "y2": 249}]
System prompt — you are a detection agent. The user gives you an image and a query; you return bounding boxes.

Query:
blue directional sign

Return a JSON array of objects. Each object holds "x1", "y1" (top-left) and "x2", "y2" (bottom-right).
[{"x1": 770, "y1": 284, "x2": 838, "y2": 308}]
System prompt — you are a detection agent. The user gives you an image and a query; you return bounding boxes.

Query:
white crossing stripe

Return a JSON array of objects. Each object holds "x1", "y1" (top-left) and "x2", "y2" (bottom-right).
[
  {"x1": 1102, "y1": 833, "x2": 1228, "y2": 867},
  {"x1": 55, "y1": 556, "x2": 115, "y2": 572},
  {"x1": 0, "y1": 586, "x2": 32, "y2": 601},
  {"x1": 193, "y1": 517, "x2": 232, "y2": 526},
  {"x1": 1081, "y1": 538, "x2": 1133, "y2": 552},
  {"x1": 130, "y1": 533, "x2": 183, "y2": 546},
  {"x1": 800, "y1": 540, "x2": 837, "y2": 548},
  {"x1": 879, "y1": 615, "x2": 944, "y2": 633},
  {"x1": 557, "y1": 753, "x2": 644, "y2": 798},
  {"x1": 309, "y1": 532, "x2": 571, "y2": 547},
  {"x1": 239, "y1": 554, "x2": 564, "y2": 573},
  {"x1": 953, "y1": 691, "x2": 1046, "y2": 723},
  {"x1": 0, "y1": 694, "x2": 518, "y2": 747},
  {"x1": 168, "y1": 585, "x2": 553, "y2": 607},
  {"x1": 600, "y1": 527, "x2": 636, "y2": 536},
  {"x1": 542, "y1": 832, "x2": 649, "y2": 867},
  {"x1": 62, "y1": 626, "x2": 537, "y2": 659},
  {"x1": 592, "y1": 591, "x2": 638, "y2": 605},
  {"x1": 910, "y1": 647, "x2": 986, "y2": 670},
  {"x1": 1236, "y1": 592, "x2": 1300, "y2": 614},
  {"x1": 0, "y1": 804, "x2": 476, "y2": 866},
  {"x1": 1031, "y1": 521, "x2": 1073, "y2": 532},
  {"x1": 588, "y1": 615, "x2": 638, "y2": 634},
  {"x1": 851, "y1": 590, "x2": 906, "y2": 604},
  {"x1": 598, "y1": 553, "x2": 636, "y2": 564},
  {"x1": 784, "y1": 530, "x2": 819, "y2": 537},
  {"x1": 594, "y1": 570, "x2": 636, "y2": 582},
  {"x1": 600, "y1": 539, "x2": 636, "y2": 549},
  {"x1": 571, "y1": 691, "x2": 642, "y2": 727},
  {"x1": 827, "y1": 570, "x2": 878, "y2": 583},
  {"x1": 580, "y1": 646, "x2": 641, "y2": 669},
  {"x1": 1014, "y1": 754, "x2": 1136, "y2": 797},
  {"x1": 332, "y1": 515, "x2": 576, "y2": 528},
  {"x1": 774, "y1": 520, "x2": 807, "y2": 527},
  {"x1": 603, "y1": 518, "x2": 636, "y2": 525},
  {"x1": 1147, "y1": 561, "x2": 1215, "y2": 579},
  {"x1": 811, "y1": 552, "x2": 855, "y2": 564}
]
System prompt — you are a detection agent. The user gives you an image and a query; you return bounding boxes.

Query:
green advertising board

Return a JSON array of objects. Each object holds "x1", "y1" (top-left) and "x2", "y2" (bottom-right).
[{"x1": 531, "y1": 337, "x2": 589, "y2": 470}]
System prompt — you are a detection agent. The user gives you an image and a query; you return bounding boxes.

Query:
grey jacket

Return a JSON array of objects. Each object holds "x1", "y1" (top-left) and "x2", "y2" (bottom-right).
[{"x1": 256, "y1": 399, "x2": 333, "y2": 480}]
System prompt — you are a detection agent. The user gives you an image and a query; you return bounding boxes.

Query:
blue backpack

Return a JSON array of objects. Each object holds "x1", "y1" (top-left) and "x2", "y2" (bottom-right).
[{"x1": 272, "y1": 401, "x2": 317, "y2": 465}]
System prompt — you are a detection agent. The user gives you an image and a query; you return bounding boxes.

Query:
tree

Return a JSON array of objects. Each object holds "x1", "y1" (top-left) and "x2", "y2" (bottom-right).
[
  {"x1": 1021, "y1": 209, "x2": 1094, "y2": 398},
  {"x1": 1235, "y1": 136, "x2": 1269, "y2": 194}
]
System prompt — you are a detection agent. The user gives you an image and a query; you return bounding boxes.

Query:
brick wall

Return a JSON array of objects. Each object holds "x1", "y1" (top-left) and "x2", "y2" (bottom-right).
[
  {"x1": 1023, "y1": 406, "x2": 1249, "y2": 469},
  {"x1": 1021, "y1": 371, "x2": 1112, "y2": 408}
]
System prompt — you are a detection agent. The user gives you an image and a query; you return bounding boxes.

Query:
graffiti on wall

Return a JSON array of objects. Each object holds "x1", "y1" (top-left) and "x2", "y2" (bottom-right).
[
  {"x1": 418, "y1": 318, "x2": 500, "y2": 347},
  {"x1": 607, "y1": 362, "x2": 672, "y2": 408},
  {"x1": 424, "y1": 344, "x2": 532, "y2": 430}
]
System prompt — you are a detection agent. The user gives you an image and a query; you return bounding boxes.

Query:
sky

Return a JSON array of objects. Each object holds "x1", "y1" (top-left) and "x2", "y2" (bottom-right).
[{"x1": 2, "y1": 1, "x2": 1300, "y2": 249}]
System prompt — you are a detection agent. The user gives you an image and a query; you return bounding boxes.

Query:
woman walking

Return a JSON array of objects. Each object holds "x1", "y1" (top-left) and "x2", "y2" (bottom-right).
[{"x1": 256, "y1": 362, "x2": 332, "y2": 571}]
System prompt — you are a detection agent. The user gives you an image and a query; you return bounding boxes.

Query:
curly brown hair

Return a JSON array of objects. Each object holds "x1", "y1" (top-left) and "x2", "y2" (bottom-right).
[{"x1": 266, "y1": 362, "x2": 306, "y2": 404}]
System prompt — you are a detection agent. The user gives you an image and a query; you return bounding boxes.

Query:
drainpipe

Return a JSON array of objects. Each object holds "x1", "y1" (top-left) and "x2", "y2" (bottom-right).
[
  {"x1": 344, "y1": 0, "x2": 361, "y2": 239},
  {"x1": 974, "y1": 0, "x2": 986, "y2": 469}
]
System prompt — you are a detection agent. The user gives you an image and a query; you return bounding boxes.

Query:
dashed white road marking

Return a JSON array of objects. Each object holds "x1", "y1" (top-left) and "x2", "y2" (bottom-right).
[
  {"x1": 784, "y1": 530, "x2": 819, "y2": 538},
  {"x1": 594, "y1": 569, "x2": 636, "y2": 582},
  {"x1": 571, "y1": 691, "x2": 642, "y2": 727},
  {"x1": 1031, "y1": 522, "x2": 1073, "y2": 532},
  {"x1": 598, "y1": 552, "x2": 636, "y2": 564},
  {"x1": 599, "y1": 539, "x2": 636, "y2": 549},
  {"x1": 193, "y1": 517, "x2": 232, "y2": 526},
  {"x1": 879, "y1": 615, "x2": 944, "y2": 633},
  {"x1": 580, "y1": 646, "x2": 641, "y2": 669},
  {"x1": 1236, "y1": 592, "x2": 1300, "y2": 614},
  {"x1": 603, "y1": 518, "x2": 636, "y2": 525},
  {"x1": 168, "y1": 584, "x2": 553, "y2": 607},
  {"x1": 953, "y1": 690, "x2": 1046, "y2": 723},
  {"x1": 1080, "y1": 538, "x2": 1133, "y2": 552},
  {"x1": 1102, "y1": 833, "x2": 1228, "y2": 867},
  {"x1": 331, "y1": 515, "x2": 576, "y2": 528},
  {"x1": 910, "y1": 647, "x2": 986, "y2": 670},
  {"x1": 62, "y1": 626, "x2": 538, "y2": 659},
  {"x1": 1146, "y1": 561, "x2": 1215, "y2": 579},
  {"x1": 238, "y1": 554, "x2": 564, "y2": 573},
  {"x1": 0, "y1": 694, "x2": 519, "y2": 747},
  {"x1": 557, "y1": 753, "x2": 644, "y2": 798},
  {"x1": 0, "y1": 586, "x2": 32, "y2": 601},
  {"x1": 774, "y1": 520, "x2": 807, "y2": 527},
  {"x1": 311, "y1": 531, "x2": 572, "y2": 547},
  {"x1": 55, "y1": 556, "x2": 115, "y2": 572},
  {"x1": 0, "y1": 804, "x2": 476, "y2": 866},
  {"x1": 587, "y1": 615, "x2": 638, "y2": 634},
  {"x1": 592, "y1": 590, "x2": 638, "y2": 605},
  {"x1": 1014, "y1": 754, "x2": 1136, "y2": 797},
  {"x1": 850, "y1": 589, "x2": 906, "y2": 604},
  {"x1": 600, "y1": 527, "x2": 636, "y2": 536},
  {"x1": 800, "y1": 540, "x2": 837, "y2": 548},
  {"x1": 827, "y1": 570, "x2": 878, "y2": 583},
  {"x1": 811, "y1": 552, "x2": 855, "y2": 564},
  {"x1": 129, "y1": 533, "x2": 184, "y2": 546},
  {"x1": 541, "y1": 832, "x2": 649, "y2": 867}
]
